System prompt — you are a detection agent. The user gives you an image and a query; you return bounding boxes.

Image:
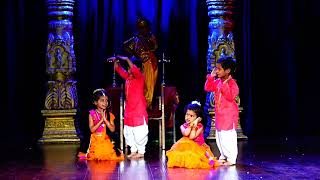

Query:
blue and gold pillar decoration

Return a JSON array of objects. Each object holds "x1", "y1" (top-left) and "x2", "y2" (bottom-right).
[{"x1": 40, "y1": 0, "x2": 79, "y2": 143}]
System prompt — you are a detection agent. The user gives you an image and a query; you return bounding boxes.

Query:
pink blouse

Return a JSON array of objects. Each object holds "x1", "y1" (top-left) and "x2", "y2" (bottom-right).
[
  {"x1": 204, "y1": 75, "x2": 239, "y2": 131},
  {"x1": 183, "y1": 123, "x2": 205, "y2": 146},
  {"x1": 89, "y1": 110, "x2": 105, "y2": 133}
]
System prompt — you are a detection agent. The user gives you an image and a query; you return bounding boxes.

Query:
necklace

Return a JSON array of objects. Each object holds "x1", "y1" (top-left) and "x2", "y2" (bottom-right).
[{"x1": 95, "y1": 109, "x2": 103, "y2": 114}]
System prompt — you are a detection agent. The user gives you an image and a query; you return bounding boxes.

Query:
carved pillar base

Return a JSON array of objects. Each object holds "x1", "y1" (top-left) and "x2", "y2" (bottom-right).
[
  {"x1": 206, "y1": 107, "x2": 247, "y2": 140},
  {"x1": 39, "y1": 109, "x2": 79, "y2": 143}
]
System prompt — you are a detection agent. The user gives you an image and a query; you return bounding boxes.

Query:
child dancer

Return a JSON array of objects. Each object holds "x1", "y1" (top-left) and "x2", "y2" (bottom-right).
[
  {"x1": 204, "y1": 56, "x2": 239, "y2": 166},
  {"x1": 166, "y1": 101, "x2": 219, "y2": 168},
  {"x1": 84, "y1": 88, "x2": 124, "y2": 160},
  {"x1": 113, "y1": 55, "x2": 148, "y2": 159}
]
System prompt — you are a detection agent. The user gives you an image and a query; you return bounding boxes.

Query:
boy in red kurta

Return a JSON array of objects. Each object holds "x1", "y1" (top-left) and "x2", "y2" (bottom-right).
[
  {"x1": 113, "y1": 56, "x2": 148, "y2": 159},
  {"x1": 204, "y1": 56, "x2": 239, "y2": 166}
]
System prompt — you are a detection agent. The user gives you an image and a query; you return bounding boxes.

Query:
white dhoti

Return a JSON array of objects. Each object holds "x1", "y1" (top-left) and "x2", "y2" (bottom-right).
[
  {"x1": 124, "y1": 118, "x2": 149, "y2": 154},
  {"x1": 215, "y1": 128, "x2": 238, "y2": 164}
]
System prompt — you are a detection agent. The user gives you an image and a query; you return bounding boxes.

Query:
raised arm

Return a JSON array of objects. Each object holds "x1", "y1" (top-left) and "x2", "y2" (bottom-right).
[
  {"x1": 188, "y1": 117, "x2": 202, "y2": 139},
  {"x1": 116, "y1": 56, "x2": 133, "y2": 68},
  {"x1": 204, "y1": 68, "x2": 219, "y2": 92},
  {"x1": 117, "y1": 55, "x2": 143, "y2": 79},
  {"x1": 113, "y1": 57, "x2": 129, "y2": 80}
]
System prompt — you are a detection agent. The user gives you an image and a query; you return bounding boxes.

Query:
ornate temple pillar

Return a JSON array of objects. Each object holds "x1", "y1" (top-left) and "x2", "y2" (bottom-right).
[
  {"x1": 39, "y1": 0, "x2": 79, "y2": 143},
  {"x1": 204, "y1": 0, "x2": 246, "y2": 139}
]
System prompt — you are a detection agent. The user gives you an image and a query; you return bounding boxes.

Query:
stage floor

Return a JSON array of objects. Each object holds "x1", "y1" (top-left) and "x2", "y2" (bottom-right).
[{"x1": 1, "y1": 137, "x2": 320, "y2": 180}]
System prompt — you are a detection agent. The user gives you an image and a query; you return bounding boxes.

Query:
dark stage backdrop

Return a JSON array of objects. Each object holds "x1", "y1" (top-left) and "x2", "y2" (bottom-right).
[
  {"x1": 2, "y1": 0, "x2": 320, "y2": 149},
  {"x1": 250, "y1": 0, "x2": 320, "y2": 138},
  {"x1": 72, "y1": 0, "x2": 212, "y2": 142}
]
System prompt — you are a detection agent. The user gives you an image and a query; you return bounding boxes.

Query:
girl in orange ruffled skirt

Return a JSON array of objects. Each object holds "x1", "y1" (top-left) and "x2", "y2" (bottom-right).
[
  {"x1": 82, "y1": 88, "x2": 124, "y2": 161},
  {"x1": 166, "y1": 101, "x2": 219, "y2": 169}
]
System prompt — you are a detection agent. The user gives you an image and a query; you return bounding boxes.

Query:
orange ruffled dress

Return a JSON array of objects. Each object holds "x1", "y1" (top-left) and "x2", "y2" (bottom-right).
[
  {"x1": 86, "y1": 110, "x2": 124, "y2": 161},
  {"x1": 166, "y1": 123, "x2": 219, "y2": 169}
]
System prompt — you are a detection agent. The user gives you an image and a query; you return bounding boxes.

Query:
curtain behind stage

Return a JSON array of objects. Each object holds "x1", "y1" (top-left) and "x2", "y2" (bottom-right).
[
  {"x1": 73, "y1": 0, "x2": 213, "y2": 145},
  {"x1": 2, "y1": 0, "x2": 320, "y2": 149},
  {"x1": 1, "y1": 0, "x2": 216, "y2": 147},
  {"x1": 1, "y1": 0, "x2": 47, "y2": 147},
  {"x1": 249, "y1": 0, "x2": 320, "y2": 138}
]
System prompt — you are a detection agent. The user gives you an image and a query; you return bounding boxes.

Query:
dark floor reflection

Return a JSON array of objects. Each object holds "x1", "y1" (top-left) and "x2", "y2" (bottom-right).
[
  {"x1": 167, "y1": 167, "x2": 218, "y2": 180},
  {"x1": 120, "y1": 159, "x2": 150, "y2": 180},
  {"x1": 0, "y1": 137, "x2": 320, "y2": 179},
  {"x1": 87, "y1": 160, "x2": 118, "y2": 180},
  {"x1": 214, "y1": 166, "x2": 239, "y2": 180}
]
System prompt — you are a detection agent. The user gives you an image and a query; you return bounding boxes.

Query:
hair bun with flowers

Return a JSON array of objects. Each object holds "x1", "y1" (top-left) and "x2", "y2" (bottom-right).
[{"x1": 191, "y1": 100, "x2": 201, "y2": 106}]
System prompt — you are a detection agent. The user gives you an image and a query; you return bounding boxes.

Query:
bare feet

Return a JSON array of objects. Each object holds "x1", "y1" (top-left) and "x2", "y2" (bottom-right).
[
  {"x1": 132, "y1": 153, "x2": 144, "y2": 159},
  {"x1": 223, "y1": 161, "x2": 235, "y2": 166},
  {"x1": 217, "y1": 159, "x2": 227, "y2": 166},
  {"x1": 216, "y1": 159, "x2": 225, "y2": 166},
  {"x1": 127, "y1": 152, "x2": 137, "y2": 158}
]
